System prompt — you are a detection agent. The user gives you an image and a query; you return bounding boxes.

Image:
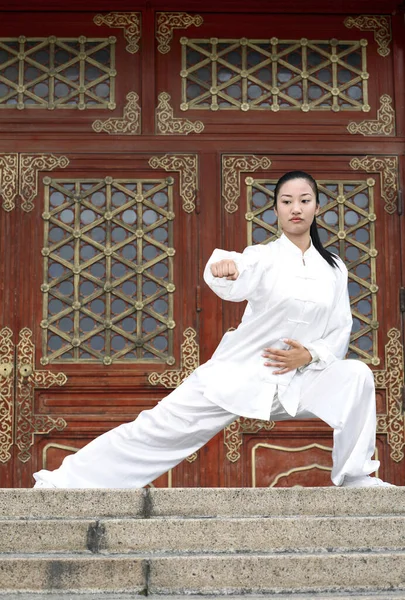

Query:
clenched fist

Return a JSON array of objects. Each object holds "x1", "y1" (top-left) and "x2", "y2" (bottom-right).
[{"x1": 210, "y1": 259, "x2": 239, "y2": 281}]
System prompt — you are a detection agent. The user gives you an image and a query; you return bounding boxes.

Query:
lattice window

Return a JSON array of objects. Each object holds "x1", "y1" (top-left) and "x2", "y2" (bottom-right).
[
  {"x1": 0, "y1": 36, "x2": 116, "y2": 110},
  {"x1": 245, "y1": 177, "x2": 378, "y2": 365},
  {"x1": 181, "y1": 37, "x2": 369, "y2": 112},
  {"x1": 41, "y1": 178, "x2": 176, "y2": 365}
]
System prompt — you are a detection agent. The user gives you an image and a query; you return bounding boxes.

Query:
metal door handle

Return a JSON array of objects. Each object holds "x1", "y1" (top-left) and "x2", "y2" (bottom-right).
[{"x1": 0, "y1": 363, "x2": 13, "y2": 378}]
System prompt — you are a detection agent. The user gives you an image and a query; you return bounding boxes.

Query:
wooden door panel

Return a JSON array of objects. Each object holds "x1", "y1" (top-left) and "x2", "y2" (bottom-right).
[
  {"x1": 156, "y1": 12, "x2": 394, "y2": 136},
  {"x1": 0, "y1": 13, "x2": 141, "y2": 134},
  {"x1": 11, "y1": 153, "x2": 200, "y2": 486}
]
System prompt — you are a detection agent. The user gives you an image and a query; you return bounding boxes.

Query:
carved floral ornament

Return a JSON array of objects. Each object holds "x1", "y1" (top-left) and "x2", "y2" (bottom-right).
[
  {"x1": 0, "y1": 327, "x2": 67, "y2": 465},
  {"x1": 0, "y1": 153, "x2": 69, "y2": 212},
  {"x1": 156, "y1": 12, "x2": 203, "y2": 54},
  {"x1": 222, "y1": 155, "x2": 272, "y2": 213},
  {"x1": 93, "y1": 12, "x2": 141, "y2": 53},
  {"x1": 350, "y1": 155, "x2": 398, "y2": 214},
  {"x1": 92, "y1": 91, "x2": 141, "y2": 135},
  {"x1": 344, "y1": 15, "x2": 392, "y2": 57},
  {"x1": 149, "y1": 154, "x2": 198, "y2": 213},
  {"x1": 347, "y1": 95, "x2": 395, "y2": 136},
  {"x1": 156, "y1": 92, "x2": 204, "y2": 135}
]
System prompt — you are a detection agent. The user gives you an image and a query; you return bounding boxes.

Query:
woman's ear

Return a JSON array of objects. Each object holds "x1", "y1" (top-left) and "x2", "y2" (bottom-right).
[{"x1": 315, "y1": 204, "x2": 320, "y2": 216}]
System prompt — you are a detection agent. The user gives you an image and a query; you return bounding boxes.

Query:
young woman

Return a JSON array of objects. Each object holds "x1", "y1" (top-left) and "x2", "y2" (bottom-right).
[{"x1": 33, "y1": 171, "x2": 392, "y2": 489}]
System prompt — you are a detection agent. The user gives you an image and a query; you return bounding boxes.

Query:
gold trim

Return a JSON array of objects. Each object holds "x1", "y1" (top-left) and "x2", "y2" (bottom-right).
[
  {"x1": 222, "y1": 155, "x2": 271, "y2": 213},
  {"x1": 16, "y1": 328, "x2": 67, "y2": 463},
  {"x1": 42, "y1": 442, "x2": 77, "y2": 469},
  {"x1": 149, "y1": 154, "x2": 198, "y2": 213},
  {"x1": 375, "y1": 328, "x2": 405, "y2": 462},
  {"x1": 252, "y1": 443, "x2": 332, "y2": 487},
  {"x1": 0, "y1": 327, "x2": 14, "y2": 464},
  {"x1": 0, "y1": 154, "x2": 18, "y2": 212},
  {"x1": 19, "y1": 154, "x2": 70, "y2": 212},
  {"x1": 156, "y1": 12, "x2": 203, "y2": 54},
  {"x1": 224, "y1": 418, "x2": 275, "y2": 463},
  {"x1": 94, "y1": 12, "x2": 141, "y2": 53},
  {"x1": 148, "y1": 327, "x2": 199, "y2": 388},
  {"x1": 344, "y1": 15, "x2": 391, "y2": 57},
  {"x1": 156, "y1": 92, "x2": 204, "y2": 135},
  {"x1": 92, "y1": 91, "x2": 141, "y2": 135},
  {"x1": 350, "y1": 155, "x2": 398, "y2": 214},
  {"x1": 186, "y1": 452, "x2": 198, "y2": 463},
  {"x1": 347, "y1": 94, "x2": 395, "y2": 136}
]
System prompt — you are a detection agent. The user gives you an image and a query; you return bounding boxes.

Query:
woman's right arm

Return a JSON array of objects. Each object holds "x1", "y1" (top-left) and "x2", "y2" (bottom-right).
[{"x1": 203, "y1": 245, "x2": 267, "y2": 302}]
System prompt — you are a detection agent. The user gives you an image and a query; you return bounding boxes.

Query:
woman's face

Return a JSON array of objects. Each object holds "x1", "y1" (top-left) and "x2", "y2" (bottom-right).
[{"x1": 274, "y1": 178, "x2": 319, "y2": 237}]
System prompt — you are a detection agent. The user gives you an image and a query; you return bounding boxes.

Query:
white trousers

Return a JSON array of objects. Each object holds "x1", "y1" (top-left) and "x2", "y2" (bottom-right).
[{"x1": 33, "y1": 359, "x2": 379, "y2": 488}]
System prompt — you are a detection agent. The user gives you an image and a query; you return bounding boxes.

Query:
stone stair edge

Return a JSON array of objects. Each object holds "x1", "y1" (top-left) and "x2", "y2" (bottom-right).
[{"x1": 1, "y1": 487, "x2": 405, "y2": 519}]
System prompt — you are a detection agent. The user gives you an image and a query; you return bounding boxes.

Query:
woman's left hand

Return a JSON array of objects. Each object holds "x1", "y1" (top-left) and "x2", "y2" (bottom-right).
[{"x1": 262, "y1": 339, "x2": 312, "y2": 374}]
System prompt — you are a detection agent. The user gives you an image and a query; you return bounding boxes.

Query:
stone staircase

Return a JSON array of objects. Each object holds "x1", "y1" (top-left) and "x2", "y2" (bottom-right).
[{"x1": 1, "y1": 487, "x2": 405, "y2": 598}]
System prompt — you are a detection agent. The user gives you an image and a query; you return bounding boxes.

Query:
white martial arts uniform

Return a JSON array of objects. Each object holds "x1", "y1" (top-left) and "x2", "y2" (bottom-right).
[{"x1": 33, "y1": 234, "x2": 379, "y2": 488}]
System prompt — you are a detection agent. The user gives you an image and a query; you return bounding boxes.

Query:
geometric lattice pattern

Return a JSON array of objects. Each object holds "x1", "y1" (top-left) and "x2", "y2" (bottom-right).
[
  {"x1": 41, "y1": 178, "x2": 175, "y2": 365},
  {"x1": 0, "y1": 36, "x2": 116, "y2": 110},
  {"x1": 245, "y1": 177, "x2": 378, "y2": 365},
  {"x1": 181, "y1": 37, "x2": 369, "y2": 112}
]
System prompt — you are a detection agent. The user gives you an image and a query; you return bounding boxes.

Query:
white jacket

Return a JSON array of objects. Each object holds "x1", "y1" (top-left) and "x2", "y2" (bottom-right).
[{"x1": 195, "y1": 233, "x2": 353, "y2": 420}]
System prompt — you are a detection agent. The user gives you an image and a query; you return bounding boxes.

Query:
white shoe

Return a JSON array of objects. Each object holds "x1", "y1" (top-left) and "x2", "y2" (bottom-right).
[
  {"x1": 33, "y1": 479, "x2": 56, "y2": 488},
  {"x1": 342, "y1": 475, "x2": 395, "y2": 488}
]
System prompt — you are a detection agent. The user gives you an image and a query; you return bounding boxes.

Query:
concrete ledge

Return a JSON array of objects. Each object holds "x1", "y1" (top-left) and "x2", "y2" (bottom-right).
[
  {"x1": 148, "y1": 552, "x2": 405, "y2": 594},
  {"x1": 1, "y1": 488, "x2": 405, "y2": 519},
  {"x1": 0, "y1": 556, "x2": 146, "y2": 593}
]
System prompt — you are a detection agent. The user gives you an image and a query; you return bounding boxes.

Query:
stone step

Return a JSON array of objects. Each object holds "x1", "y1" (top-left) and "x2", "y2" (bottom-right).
[
  {"x1": 2, "y1": 515, "x2": 405, "y2": 554},
  {"x1": 3, "y1": 595, "x2": 405, "y2": 600},
  {"x1": 1, "y1": 487, "x2": 405, "y2": 519},
  {"x1": 4, "y1": 596, "x2": 405, "y2": 600},
  {"x1": 1, "y1": 552, "x2": 405, "y2": 595}
]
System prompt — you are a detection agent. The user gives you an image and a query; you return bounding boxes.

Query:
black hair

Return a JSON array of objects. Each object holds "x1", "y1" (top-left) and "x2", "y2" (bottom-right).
[{"x1": 274, "y1": 170, "x2": 339, "y2": 269}]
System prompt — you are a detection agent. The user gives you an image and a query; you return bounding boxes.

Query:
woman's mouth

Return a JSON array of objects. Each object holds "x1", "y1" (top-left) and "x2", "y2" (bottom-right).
[{"x1": 290, "y1": 218, "x2": 303, "y2": 222}]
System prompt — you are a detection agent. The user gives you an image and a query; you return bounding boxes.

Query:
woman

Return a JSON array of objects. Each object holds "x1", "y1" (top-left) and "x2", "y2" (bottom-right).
[{"x1": 33, "y1": 171, "x2": 392, "y2": 489}]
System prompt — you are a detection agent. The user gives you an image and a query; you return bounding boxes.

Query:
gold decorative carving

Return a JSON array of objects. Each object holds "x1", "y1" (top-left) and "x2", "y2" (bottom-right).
[
  {"x1": 224, "y1": 418, "x2": 276, "y2": 463},
  {"x1": 156, "y1": 92, "x2": 204, "y2": 135},
  {"x1": 149, "y1": 154, "x2": 198, "y2": 213},
  {"x1": 0, "y1": 327, "x2": 14, "y2": 464},
  {"x1": 16, "y1": 328, "x2": 67, "y2": 463},
  {"x1": 94, "y1": 12, "x2": 141, "y2": 53},
  {"x1": 0, "y1": 154, "x2": 18, "y2": 212},
  {"x1": 92, "y1": 91, "x2": 141, "y2": 135},
  {"x1": 222, "y1": 155, "x2": 272, "y2": 213},
  {"x1": 156, "y1": 12, "x2": 203, "y2": 54},
  {"x1": 19, "y1": 154, "x2": 70, "y2": 212},
  {"x1": 347, "y1": 95, "x2": 395, "y2": 136},
  {"x1": 186, "y1": 452, "x2": 198, "y2": 463},
  {"x1": 148, "y1": 327, "x2": 199, "y2": 388},
  {"x1": 375, "y1": 328, "x2": 405, "y2": 462},
  {"x1": 350, "y1": 155, "x2": 398, "y2": 214},
  {"x1": 344, "y1": 15, "x2": 391, "y2": 57}
]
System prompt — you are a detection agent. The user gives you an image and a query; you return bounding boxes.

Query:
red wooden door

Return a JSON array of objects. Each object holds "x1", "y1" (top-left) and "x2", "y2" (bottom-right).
[{"x1": 0, "y1": 2, "x2": 404, "y2": 488}]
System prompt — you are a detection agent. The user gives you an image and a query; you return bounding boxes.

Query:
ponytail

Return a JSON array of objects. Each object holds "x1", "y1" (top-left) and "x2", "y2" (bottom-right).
[{"x1": 310, "y1": 220, "x2": 339, "y2": 268}]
